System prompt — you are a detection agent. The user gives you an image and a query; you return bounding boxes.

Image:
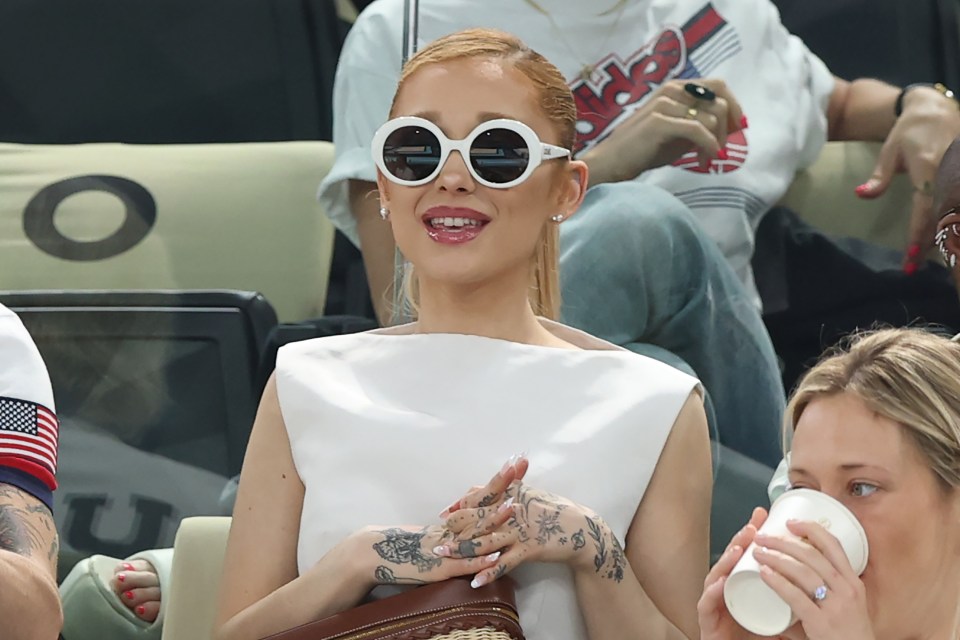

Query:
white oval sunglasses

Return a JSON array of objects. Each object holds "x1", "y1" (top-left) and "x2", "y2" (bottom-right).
[{"x1": 371, "y1": 116, "x2": 571, "y2": 189}]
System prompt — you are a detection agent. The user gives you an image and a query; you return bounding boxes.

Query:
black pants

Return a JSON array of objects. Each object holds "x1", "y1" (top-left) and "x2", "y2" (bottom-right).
[{"x1": 753, "y1": 207, "x2": 960, "y2": 393}]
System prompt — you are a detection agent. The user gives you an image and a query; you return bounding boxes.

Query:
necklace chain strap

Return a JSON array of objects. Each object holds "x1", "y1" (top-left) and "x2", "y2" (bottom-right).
[{"x1": 523, "y1": 0, "x2": 630, "y2": 82}]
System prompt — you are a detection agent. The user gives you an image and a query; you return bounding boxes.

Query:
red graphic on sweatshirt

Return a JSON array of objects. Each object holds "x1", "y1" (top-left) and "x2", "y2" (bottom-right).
[
  {"x1": 569, "y1": 3, "x2": 747, "y2": 175},
  {"x1": 672, "y1": 129, "x2": 748, "y2": 174},
  {"x1": 571, "y1": 28, "x2": 687, "y2": 154}
]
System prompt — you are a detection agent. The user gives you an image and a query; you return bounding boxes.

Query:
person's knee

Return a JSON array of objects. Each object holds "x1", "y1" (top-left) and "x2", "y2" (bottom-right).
[{"x1": 565, "y1": 182, "x2": 709, "y2": 266}]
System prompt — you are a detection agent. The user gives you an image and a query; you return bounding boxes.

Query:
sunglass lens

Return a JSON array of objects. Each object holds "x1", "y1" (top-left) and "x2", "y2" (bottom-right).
[
  {"x1": 470, "y1": 129, "x2": 530, "y2": 184},
  {"x1": 382, "y1": 126, "x2": 442, "y2": 182}
]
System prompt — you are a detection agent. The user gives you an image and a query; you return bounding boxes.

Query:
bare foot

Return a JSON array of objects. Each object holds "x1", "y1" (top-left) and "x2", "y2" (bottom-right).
[{"x1": 112, "y1": 560, "x2": 161, "y2": 623}]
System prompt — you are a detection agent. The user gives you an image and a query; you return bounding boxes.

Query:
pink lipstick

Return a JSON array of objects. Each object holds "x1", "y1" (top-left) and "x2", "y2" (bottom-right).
[{"x1": 422, "y1": 206, "x2": 491, "y2": 244}]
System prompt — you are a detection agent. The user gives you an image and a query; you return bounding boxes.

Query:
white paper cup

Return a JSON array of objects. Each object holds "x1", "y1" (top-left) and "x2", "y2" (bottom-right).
[{"x1": 722, "y1": 488, "x2": 869, "y2": 636}]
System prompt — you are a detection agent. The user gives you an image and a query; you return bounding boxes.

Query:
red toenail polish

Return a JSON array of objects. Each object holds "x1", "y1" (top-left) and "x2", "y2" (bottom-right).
[
  {"x1": 137, "y1": 605, "x2": 145, "y2": 615},
  {"x1": 908, "y1": 244, "x2": 922, "y2": 258},
  {"x1": 740, "y1": 115, "x2": 749, "y2": 129},
  {"x1": 904, "y1": 262, "x2": 918, "y2": 276},
  {"x1": 117, "y1": 573, "x2": 126, "y2": 583},
  {"x1": 124, "y1": 591, "x2": 134, "y2": 600}
]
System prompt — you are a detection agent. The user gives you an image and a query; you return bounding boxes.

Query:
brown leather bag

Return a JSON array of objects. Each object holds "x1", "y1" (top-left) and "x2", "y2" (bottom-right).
[{"x1": 261, "y1": 577, "x2": 525, "y2": 640}]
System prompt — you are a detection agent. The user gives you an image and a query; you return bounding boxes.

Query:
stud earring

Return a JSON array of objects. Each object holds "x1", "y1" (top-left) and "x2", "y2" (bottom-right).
[
  {"x1": 379, "y1": 207, "x2": 389, "y2": 220},
  {"x1": 550, "y1": 214, "x2": 565, "y2": 223}
]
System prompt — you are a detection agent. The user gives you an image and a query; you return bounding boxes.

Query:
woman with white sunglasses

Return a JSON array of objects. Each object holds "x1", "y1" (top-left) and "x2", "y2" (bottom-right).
[{"x1": 213, "y1": 28, "x2": 711, "y2": 640}]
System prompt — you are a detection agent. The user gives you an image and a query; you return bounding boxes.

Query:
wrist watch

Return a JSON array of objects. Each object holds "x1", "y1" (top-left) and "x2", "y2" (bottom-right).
[{"x1": 895, "y1": 82, "x2": 960, "y2": 116}]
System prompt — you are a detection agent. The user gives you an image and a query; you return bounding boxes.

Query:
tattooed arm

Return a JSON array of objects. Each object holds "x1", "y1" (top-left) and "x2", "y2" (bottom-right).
[
  {"x1": 574, "y1": 391, "x2": 712, "y2": 640},
  {"x1": 0, "y1": 482, "x2": 63, "y2": 639},
  {"x1": 214, "y1": 376, "x2": 500, "y2": 640}
]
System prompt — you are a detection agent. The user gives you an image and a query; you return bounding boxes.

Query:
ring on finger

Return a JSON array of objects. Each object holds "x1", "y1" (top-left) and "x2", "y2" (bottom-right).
[
  {"x1": 813, "y1": 584, "x2": 828, "y2": 603},
  {"x1": 684, "y1": 82, "x2": 717, "y2": 102},
  {"x1": 686, "y1": 107, "x2": 699, "y2": 119}
]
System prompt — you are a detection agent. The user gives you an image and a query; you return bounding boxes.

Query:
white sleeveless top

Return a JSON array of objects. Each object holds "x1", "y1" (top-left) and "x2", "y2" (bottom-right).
[{"x1": 275, "y1": 320, "x2": 700, "y2": 640}]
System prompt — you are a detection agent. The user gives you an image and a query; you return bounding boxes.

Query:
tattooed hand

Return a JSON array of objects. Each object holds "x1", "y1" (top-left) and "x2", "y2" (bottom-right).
[
  {"x1": 436, "y1": 481, "x2": 628, "y2": 589},
  {"x1": 438, "y1": 453, "x2": 529, "y2": 519},
  {"x1": 354, "y1": 457, "x2": 529, "y2": 588},
  {"x1": 361, "y1": 525, "x2": 502, "y2": 587}
]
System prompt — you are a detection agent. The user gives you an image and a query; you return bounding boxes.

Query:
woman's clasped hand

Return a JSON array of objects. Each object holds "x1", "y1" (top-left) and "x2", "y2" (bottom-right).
[{"x1": 362, "y1": 455, "x2": 624, "y2": 591}]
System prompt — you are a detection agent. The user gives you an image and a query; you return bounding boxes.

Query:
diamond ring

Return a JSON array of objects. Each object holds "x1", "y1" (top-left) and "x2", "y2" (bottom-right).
[{"x1": 813, "y1": 584, "x2": 828, "y2": 602}]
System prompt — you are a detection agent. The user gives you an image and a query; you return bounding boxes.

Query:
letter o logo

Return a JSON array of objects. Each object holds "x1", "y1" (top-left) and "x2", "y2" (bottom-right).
[{"x1": 23, "y1": 175, "x2": 157, "y2": 261}]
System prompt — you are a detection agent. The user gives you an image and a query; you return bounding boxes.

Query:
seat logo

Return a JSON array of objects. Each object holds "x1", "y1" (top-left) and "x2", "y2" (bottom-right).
[{"x1": 23, "y1": 175, "x2": 157, "y2": 261}]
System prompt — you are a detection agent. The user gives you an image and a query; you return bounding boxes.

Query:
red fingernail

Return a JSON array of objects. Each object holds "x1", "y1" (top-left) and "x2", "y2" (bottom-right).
[
  {"x1": 123, "y1": 563, "x2": 135, "y2": 571},
  {"x1": 907, "y1": 244, "x2": 921, "y2": 258},
  {"x1": 124, "y1": 591, "x2": 134, "y2": 600},
  {"x1": 117, "y1": 573, "x2": 126, "y2": 583},
  {"x1": 855, "y1": 184, "x2": 871, "y2": 196},
  {"x1": 137, "y1": 605, "x2": 145, "y2": 615},
  {"x1": 739, "y1": 115, "x2": 749, "y2": 129},
  {"x1": 717, "y1": 149, "x2": 729, "y2": 160},
  {"x1": 439, "y1": 501, "x2": 459, "y2": 519},
  {"x1": 904, "y1": 262, "x2": 918, "y2": 276}
]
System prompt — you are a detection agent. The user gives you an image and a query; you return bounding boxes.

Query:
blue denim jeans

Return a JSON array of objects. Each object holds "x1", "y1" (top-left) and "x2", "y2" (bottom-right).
[{"x1": 559, "y1": 182, "x2": 785, "y2": 467}]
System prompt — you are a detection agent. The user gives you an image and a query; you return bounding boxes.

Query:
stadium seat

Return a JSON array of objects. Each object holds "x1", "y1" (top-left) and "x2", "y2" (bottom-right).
[
  {"x1": 781, "y1": 141, "x2": 915, "y2": 252},
  {"x1": 0, "y1": 0, "x2": 348, "y2": 144},
  {"x1": 711, "y1": 447, "x2": 775, "y2": 562},
  {"x1": 2, "y1": 289, "x2": 276, "y2": 573},
  {"x1": 0, "y1": 141, "x2": 337, "y2": 322}
]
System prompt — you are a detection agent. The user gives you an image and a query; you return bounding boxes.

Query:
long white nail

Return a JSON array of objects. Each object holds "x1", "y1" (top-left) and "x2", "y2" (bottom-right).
[
  {"x1": 433, "y1": 545, "x2": 449, "y2": 556},
  {"x1": 498, "y1": 497, "x2": 515, "y2": 513},
  {"x1": 471, "y1": 575, "x2": 488, "y2": 589},
  {"x1": 484, "y1": 552, "x2": 501, "y2": 562}
]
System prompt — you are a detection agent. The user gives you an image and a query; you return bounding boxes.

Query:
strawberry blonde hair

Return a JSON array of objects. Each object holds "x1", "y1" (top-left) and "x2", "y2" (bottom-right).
[{"x1": 388, "y1": 28, "x2": 577, "y2": 320}]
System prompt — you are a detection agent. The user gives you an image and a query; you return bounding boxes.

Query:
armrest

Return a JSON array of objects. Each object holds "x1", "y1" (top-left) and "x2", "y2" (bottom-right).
[{"x1": 161, "y1": 517, "x2": 232, "y2": 640}]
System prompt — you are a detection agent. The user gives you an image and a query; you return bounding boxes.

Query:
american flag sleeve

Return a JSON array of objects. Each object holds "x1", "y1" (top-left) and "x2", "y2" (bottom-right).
[{"x1": 0, "y1": 396, "x2": 59, "y2": 490}]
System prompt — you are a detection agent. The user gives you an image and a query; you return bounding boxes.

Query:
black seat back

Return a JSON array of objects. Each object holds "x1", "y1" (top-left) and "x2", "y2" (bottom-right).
[
  {"x1": 775, "y1": 0, "x2": 960, "y2": 88},
  {"x1": 3, "y1": 289, "x2": 277, "y2": 567},
  {"x1": 2, "y1": 289, "x2": 276, "y2": 476},
  {"x1": 0, "y1": 0, "x2": 347, "y2": 143}
]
